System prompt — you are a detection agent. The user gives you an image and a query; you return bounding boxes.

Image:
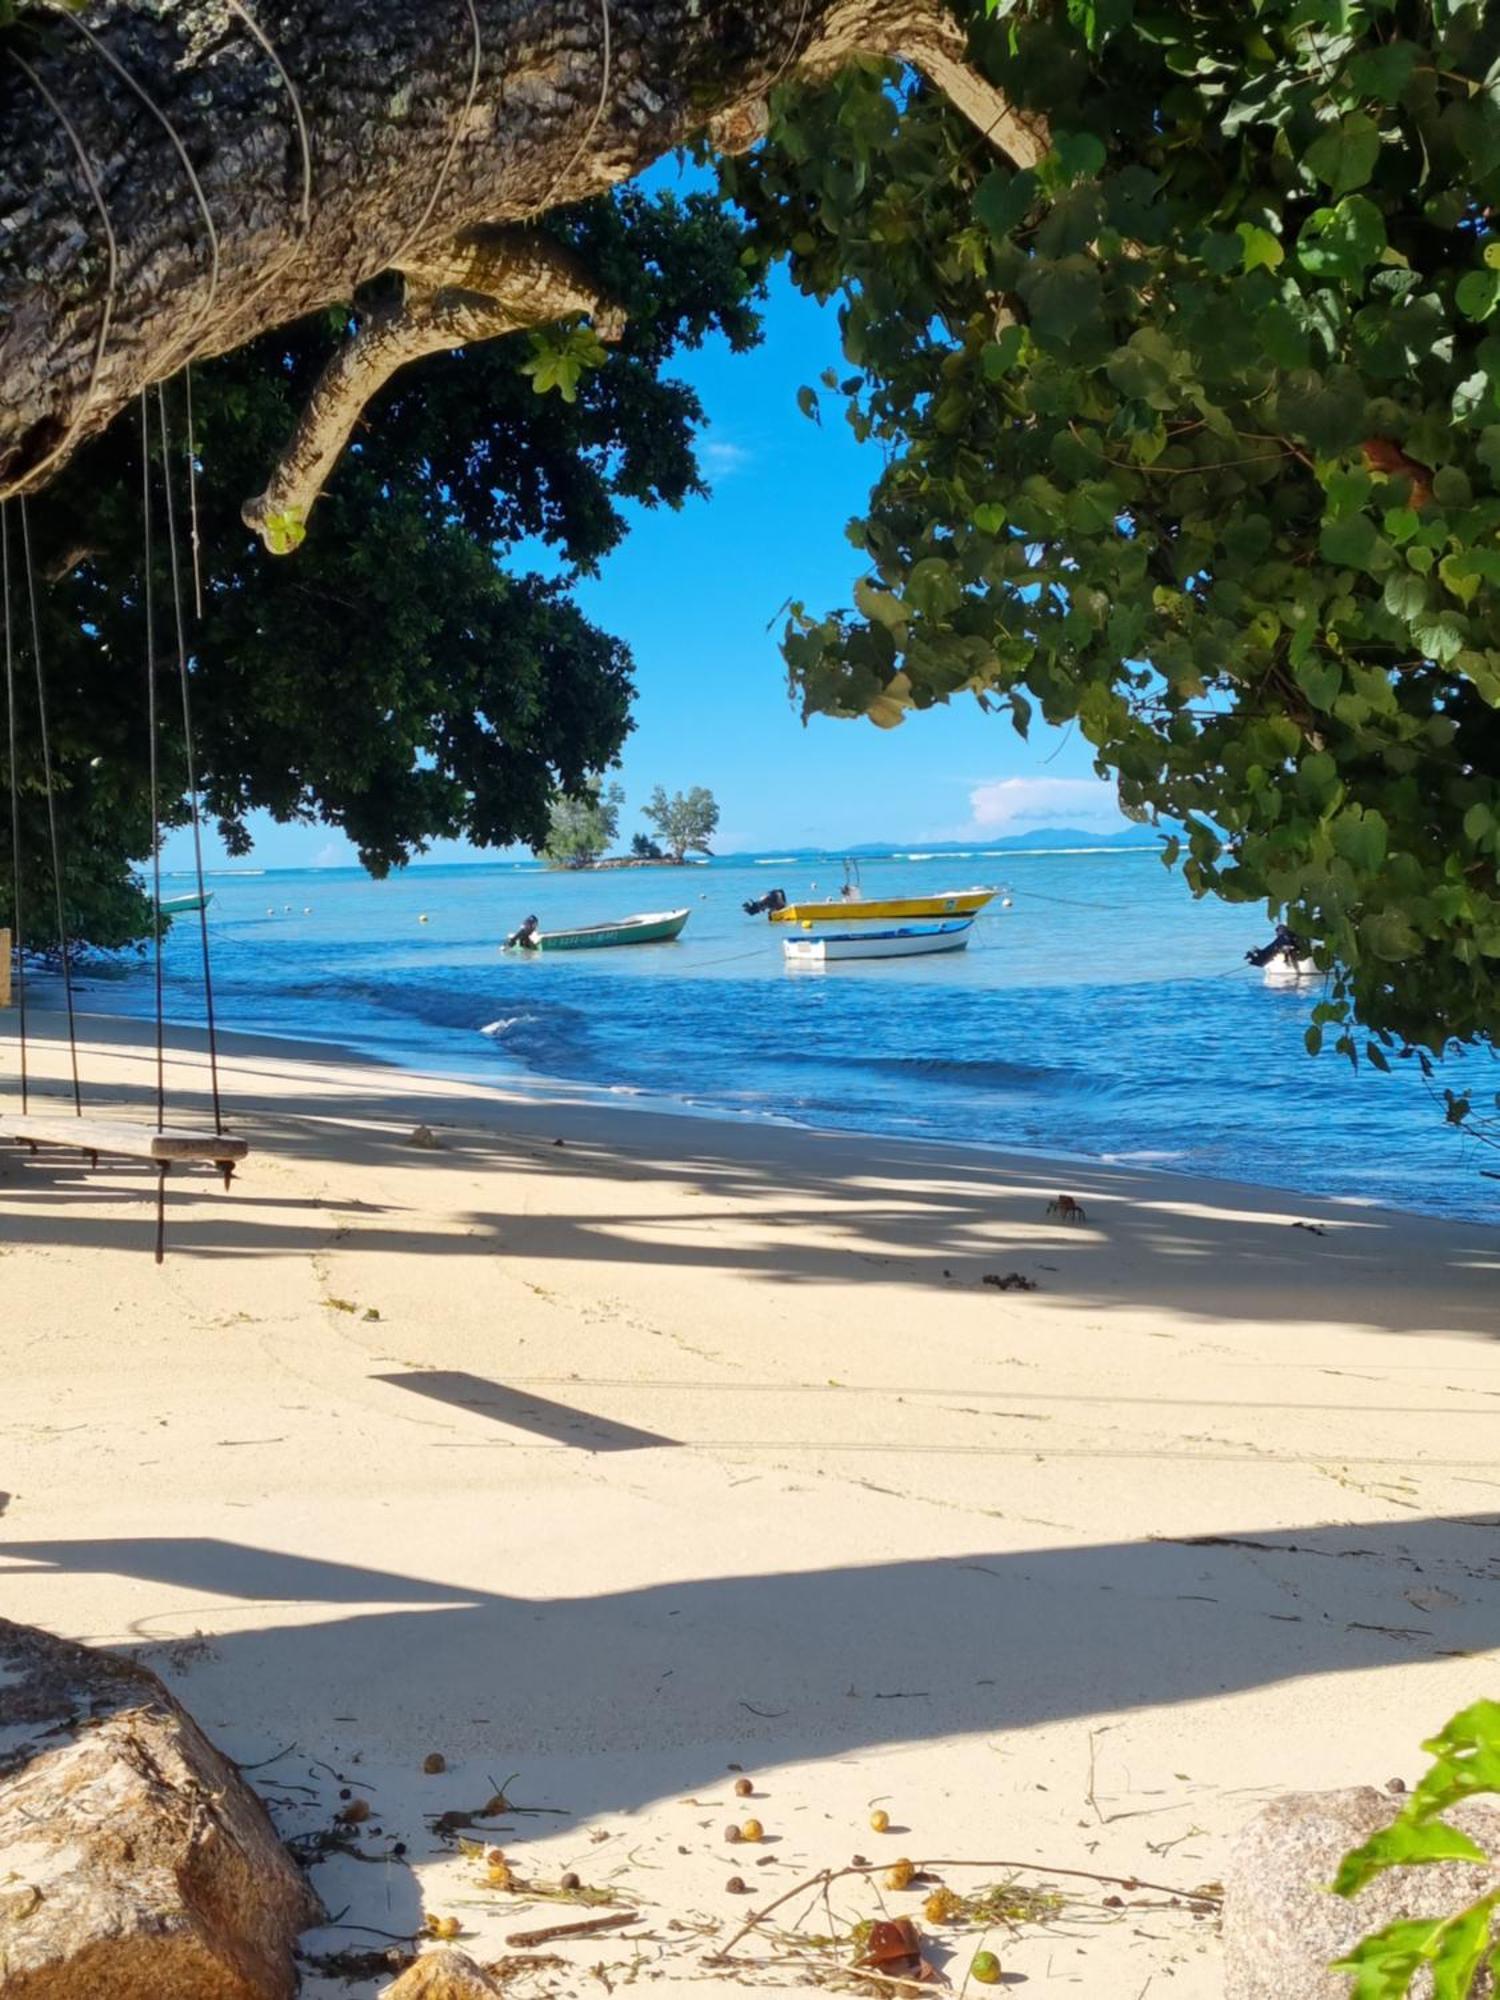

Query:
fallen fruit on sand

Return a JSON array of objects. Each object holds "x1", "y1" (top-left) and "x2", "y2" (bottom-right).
[
  {"x1": 487, "y1": 1860, "x2": 513, "y2": 1889},
  {"x1": 560, "y1": 1871, "x2": 581, "y2": 1891},
  {"x1": 725, "y1": 1874, "x2": 748, "y2": 1894},
  {"x1": 423, "y1": 1752, "x2": 447, "y2": 1774},
  {"x1": 724, "y1": 1823, "x2": 742, "y2": 1844},
  {"x1": 426, "y1": 1914, "x2": 462, "y2": 1939},
  {"x1": 740, "y1": 1818, "x2": 764, "y2": 1843},
  {"x1": 338, "y1": 1798, "x2": 371, "y2": 1825},
  {"x1": 734, "y1": 1777, "x2": 754, "y2": 1798},
  {"x1": 884, "y1": 1859, "x2": 915, "y2": 1891},
  {"x1": 923, "y1": 1888, "x2": 961, "y2": 1923},
  {"x1": 971, "y1": 1949, "x2": 1002, "y2": 1984},
  {"x1": 869, "y1": 1808, "x2": 891, "y2": 1833}
]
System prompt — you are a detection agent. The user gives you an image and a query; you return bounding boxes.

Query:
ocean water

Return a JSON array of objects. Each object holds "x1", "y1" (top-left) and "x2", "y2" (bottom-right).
[{"x1": 73, "y1": 847, "x2": 1498, "y2": 1223}]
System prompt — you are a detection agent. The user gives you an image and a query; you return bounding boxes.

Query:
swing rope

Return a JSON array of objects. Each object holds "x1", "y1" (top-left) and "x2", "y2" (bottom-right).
[
  {"x1": 19, "y1": 498, "x2": 82, "y2": 1116},
  {"x1": 3, "y1": 385, "x2": 241, "y2": 1258},
  {"x1": 2, "y1": 505, "x2": 28, "y2": 1115},
  {"x1": 139, "y1": 392, "x2": 170, "y2": 1268},
  {"x1": 156, "y1": 383, "x2": 223, "y2": 1136}
]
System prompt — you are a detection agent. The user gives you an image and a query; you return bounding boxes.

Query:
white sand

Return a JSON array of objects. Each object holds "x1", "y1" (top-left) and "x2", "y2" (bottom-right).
[{"x1": 2, "y1": 1010, "x2": 1498, "y2": 1995}]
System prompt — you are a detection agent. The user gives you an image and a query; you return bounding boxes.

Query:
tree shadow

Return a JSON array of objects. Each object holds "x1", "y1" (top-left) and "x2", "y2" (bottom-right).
[
  {"x1": 2, "y1": 1011, "x2": 1496, "y2": 1341},
  {"x1": 5, "y1": 1511, "x2": 1496, "y2": 1809}
]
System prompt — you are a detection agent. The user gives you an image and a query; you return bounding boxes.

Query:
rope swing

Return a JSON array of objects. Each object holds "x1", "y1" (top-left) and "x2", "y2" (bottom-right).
[{"x1": 2, "y1": 387, "x2": 247, "y2": 1262}]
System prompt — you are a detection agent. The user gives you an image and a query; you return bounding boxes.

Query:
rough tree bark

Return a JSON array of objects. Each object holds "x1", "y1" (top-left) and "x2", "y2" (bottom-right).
[{"x1": 0, "y1": 0, "x2": 1045, "y2": 544}]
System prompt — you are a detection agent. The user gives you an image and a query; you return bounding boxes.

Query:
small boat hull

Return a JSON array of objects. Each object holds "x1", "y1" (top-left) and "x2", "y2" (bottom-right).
[
  {"x1": 158, "y1": 890, "x2": 213, "y2": 916},
  {"x1": 1263, "y1": 955, "x2": 1320, "y2": 988},
  {"x1": 770, "y1": 888, "x2": 995, "y2": 924},
  {"x1": 515, "y1": 908, "x2": 691, "y2": 952},
  {"x1": 783, "y1": 919, "x2": 974, "y2": 964}
]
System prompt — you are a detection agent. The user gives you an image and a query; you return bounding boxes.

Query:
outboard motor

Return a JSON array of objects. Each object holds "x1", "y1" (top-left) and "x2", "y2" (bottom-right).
[
  {"x1": 1245, "y1": 922, "x2": 1306, "y2": 968},
  {"x1": 743, "y1": 887, "x2": 787, "y2": 918},
  {"x1": 506, "y1": 914, "x2": 541, "y2": 950}
]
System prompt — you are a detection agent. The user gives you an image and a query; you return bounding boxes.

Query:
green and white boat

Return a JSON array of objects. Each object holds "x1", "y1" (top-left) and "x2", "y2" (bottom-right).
[
  {"x1": 505, "y1": 907, "x2": 690, "y2": 952},
  {"x1": 157, "y1": 889, "x2": 213, "y2": 917}
]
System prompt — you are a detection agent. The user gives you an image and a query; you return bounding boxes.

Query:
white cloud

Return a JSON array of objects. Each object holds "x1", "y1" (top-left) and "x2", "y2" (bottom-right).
[
  {"x1": 312, "y1": 840, "x2": 351, "y2": 868},
  {"x1": 966, "y1": 775, "x2": 1123, "y2": 832},
  {"x1": 702, "y1": 438, "x2": 751, "y2": 477}
]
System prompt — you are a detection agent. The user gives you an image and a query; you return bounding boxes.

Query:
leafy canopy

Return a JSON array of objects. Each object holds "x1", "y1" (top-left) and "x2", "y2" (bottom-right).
[
  {"x1": 543, "y1": 779, "x2": 624, "y2": 866},
  {"x1": 724, "y1": 0, "x2": 1500, "y2": 1082},
  {"x1": 1, "y1": 187, "x2": 760, "y2": 950},
  {"x1": 641, "y1": 784, "x2": 721, "y2": 862}
]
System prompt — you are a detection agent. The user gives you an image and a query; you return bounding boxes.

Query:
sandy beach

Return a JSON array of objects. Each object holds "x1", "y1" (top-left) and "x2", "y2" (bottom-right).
[{"x1": 2, "y1": 1008, "x2": 1498, "y2": 1995}]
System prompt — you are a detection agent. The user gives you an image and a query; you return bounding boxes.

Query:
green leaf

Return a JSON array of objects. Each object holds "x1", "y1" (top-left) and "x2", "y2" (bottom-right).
[
  {"x1": 796, "y1": 384, "x2": 821, "y2": 423},
  {"x1": 1306, "y1": 114, "x2": 1382, "y2": 196},
  {"x1": 1107, "y1": 327, "x2": 1179, "y2": 406},
  {"x1": 853, "y1": 577, "x2": 908, "y2": 631},
  {"x1": 1457, "y1": 271, "x2": 1500, "y2": 324},
  {"x1": 1295, "y1": 655, "x2": 1343, "y2": 711},
  {"x1": 1441, "y1": 555, "x2": 1483, "y2": 606},
  {"x1": 1384, "y1": 570, "x2": 1428, "y2": 621},
  {"x1": 1237, "y1": 223, "x2": 1284, "y2": 273},
  {"x1": 262, "y1": 508, "x2": 307, "y2": 556},
  {"x1": 1348, "y1": 42, "x2": 1417, "y2": 105},
  {"x1": 1279, "y1": 369, "x2": 1368, "y2": 454},
  {"x1": 1320, "y1": 513, "x2": 1380, "y2": 570},
  {"x1": 974, "y1": 168, "x2": 1039, "y2": 241},
  {"x1": 1299, "y1": 196, "x2": 1387, "y2": 282},
  {"x1": 1429, "y1": 1900, "x2": 1493, "y2": 2000},
  {"x1": 1332, "y1": 806, "x2": 1388, "y2": 872},
  {"x1": 1335, "y1": 1819, "x2": 1491, "y2": 1901},
  {"x1": 1017, "y1": 255, "x2": 1104, "y2": 341},
  {"x1": 1051, "y1": 130, "x2": 1108, "y2": 183},
  {"x1": 981, "y1": 325, "x2": 1026, "y2": 378}
]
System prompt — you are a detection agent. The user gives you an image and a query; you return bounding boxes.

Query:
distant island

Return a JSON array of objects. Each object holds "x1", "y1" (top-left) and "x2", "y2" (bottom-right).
[{"x1": 841, "y1": 827, "x2": 1170, "y2": 856}]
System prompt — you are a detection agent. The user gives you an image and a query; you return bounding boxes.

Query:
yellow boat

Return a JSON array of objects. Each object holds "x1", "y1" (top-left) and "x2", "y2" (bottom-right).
[{"x1": 769, "y1": 887, "x2": 997, "y2": 924}]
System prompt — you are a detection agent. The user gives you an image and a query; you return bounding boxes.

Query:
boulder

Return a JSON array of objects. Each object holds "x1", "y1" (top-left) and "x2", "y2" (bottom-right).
[
  {"x1": 1224, "y1": 1786, "x2": 1500, "y2": 2000},
  {"x1": 380, "y1": 1950, "x2": 504, "y2": 1997},
  {"x1": 0, "y1": 1617, "x2": 321, "y2": 1998}
]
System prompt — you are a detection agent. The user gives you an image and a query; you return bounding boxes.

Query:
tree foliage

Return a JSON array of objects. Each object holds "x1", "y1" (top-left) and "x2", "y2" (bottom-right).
[
  {"x1": 725, "y1": 0, "x2": 1500, "y2": 1076},
  {"x1": 1, "y1": 187, "x2": 760, "y2": 949},
  {"x1": 543, "y1": 779, "x2": 624, "y2": 866},
  {"x1": 1334, "y1": 1701, "x2": 1500, "y2": 1998},
  {"x1": 641, "y1": 784, "x2": 721, "y2": 862}
]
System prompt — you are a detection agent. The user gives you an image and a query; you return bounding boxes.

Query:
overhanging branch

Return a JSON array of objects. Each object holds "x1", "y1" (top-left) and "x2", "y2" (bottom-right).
[{"x1": 242, "y1": 228, "x2": 624, "y2": 550}]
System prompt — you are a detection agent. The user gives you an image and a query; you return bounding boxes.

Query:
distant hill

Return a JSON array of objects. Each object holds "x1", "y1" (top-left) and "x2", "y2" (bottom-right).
[{"x1": 842, "y1": 826, "x2": 1167, "y2": 855}]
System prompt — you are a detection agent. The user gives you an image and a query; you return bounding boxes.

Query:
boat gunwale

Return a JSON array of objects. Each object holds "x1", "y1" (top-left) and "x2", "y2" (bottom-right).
[
  {"x1": 544, "y1": 907, "x2": 688, "y2": 936},
  {"x1": 786, "y1": 917, "x2": 974, "y2": 944}
]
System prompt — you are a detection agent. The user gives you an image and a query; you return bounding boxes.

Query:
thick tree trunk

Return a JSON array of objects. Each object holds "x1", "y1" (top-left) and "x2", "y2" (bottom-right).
[{"x1": 0, "y1": 0, "x2": 1044, "y2": 520}]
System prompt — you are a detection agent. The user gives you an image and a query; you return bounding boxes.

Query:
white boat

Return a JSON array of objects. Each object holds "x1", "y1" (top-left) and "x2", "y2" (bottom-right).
[
  {"x1": 1262, "y1": 954, "x2": 1320, "y2": 988},
  {"x1": 1246, "y1": 926, "x2": 1320, "y2": 987},
  {"x1": 783, "y1": 918, "x2": 974, "y2": 964}
]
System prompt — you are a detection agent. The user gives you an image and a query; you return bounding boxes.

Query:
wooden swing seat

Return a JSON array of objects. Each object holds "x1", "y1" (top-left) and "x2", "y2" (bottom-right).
[{"x1": 3, "y1": 1113, "x2": 248, "y2": 1166}]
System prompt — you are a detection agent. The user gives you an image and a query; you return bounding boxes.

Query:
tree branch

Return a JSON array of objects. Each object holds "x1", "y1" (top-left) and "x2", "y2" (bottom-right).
[
  {"x1": 0, "y1": 0, "x2": 1046, "y2": 511},
  {"x1": 242, "y1": 227, "x2": 624, "y2": 550}
]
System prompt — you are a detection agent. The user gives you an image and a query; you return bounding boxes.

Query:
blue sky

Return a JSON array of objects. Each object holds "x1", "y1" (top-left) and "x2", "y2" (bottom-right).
[{"x1": 168, "y1": 220, "x2": 1124, "y2": 871}]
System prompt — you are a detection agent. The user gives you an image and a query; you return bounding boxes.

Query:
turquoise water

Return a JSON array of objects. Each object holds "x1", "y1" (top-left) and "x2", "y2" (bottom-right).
[{"x1": 79, "y1": 847, "x2": 1497, "y2": 1221}]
